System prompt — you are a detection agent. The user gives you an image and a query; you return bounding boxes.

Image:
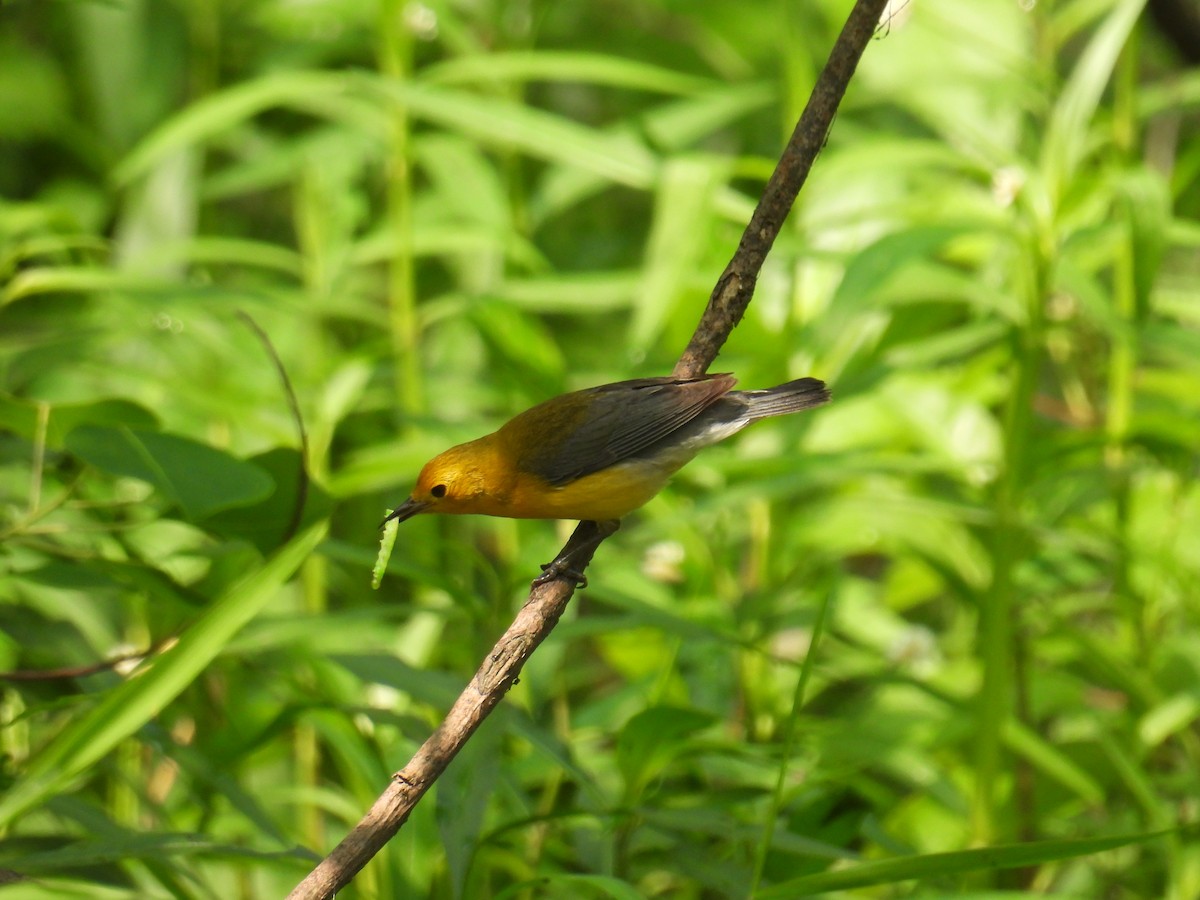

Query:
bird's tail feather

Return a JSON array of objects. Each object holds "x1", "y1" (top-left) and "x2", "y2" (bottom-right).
[{"x1": 741, "y1": 377, "x2": 831, "y2": 419}]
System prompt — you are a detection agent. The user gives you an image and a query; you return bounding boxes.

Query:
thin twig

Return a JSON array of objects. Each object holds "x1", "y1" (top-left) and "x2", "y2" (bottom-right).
[
  {"x1": 674, "y1": 0, "x2": 888, "y2": 379},
  {"x1": 237, "y1": 310, "x2": 310, "y2": 543},
  {"x1": 289, "y1": 2, "x2": 889, "y2": 896},
  {"x1": 0, "y1": 639, "x2": 174, "y2": 683},
  {"x1": 286, "y1": 522, "x2": 606, "y2": 899}
]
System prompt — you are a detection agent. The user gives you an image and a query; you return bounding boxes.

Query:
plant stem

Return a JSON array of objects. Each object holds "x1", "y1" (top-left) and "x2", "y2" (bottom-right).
[
  {"x1": 379, "y1": 0, "x2": 422, "y2": 416},
  {"x1": 975, "y1": 227, "x2": 1047, "y2": 849},
  {"x1": 750, "y1": 586, "x2": 832, "y2": 896}
]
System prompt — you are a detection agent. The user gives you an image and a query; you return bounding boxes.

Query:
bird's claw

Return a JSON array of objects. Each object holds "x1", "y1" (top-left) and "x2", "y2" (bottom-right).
[{"x1": 533, "y1": 560, "x2": 588, "y2": 589}]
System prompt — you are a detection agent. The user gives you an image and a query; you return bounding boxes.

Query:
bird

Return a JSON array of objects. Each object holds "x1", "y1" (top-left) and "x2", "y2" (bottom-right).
[{"x1": 382, "y1": 373, "x2": 830, "y2": 584}]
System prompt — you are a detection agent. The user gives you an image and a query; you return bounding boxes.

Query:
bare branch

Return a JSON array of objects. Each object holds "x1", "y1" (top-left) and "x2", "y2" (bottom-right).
[
  {"x1": 289, "y1": 2, "x2": 889, "y2": 896},
  {"x1": 288, "y1": 523, "x2": 605, "y2": 899},
  {"x1": 675, "y1": 0, "x2": 890, "y2": 379}
]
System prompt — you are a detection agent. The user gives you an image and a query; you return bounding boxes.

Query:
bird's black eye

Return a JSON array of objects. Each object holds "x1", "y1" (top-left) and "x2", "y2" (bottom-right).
[{"x1": 430, "y1": 484, "x2": 447, "y2": 498}]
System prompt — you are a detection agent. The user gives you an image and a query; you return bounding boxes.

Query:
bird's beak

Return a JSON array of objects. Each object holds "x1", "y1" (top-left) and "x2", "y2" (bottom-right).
[{"x1": 380, "y1": 497, "x2": 430, "y2": 528}]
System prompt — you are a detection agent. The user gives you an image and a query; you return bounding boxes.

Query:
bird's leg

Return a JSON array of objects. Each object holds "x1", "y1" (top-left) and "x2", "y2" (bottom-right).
[{"x1": 533, "y1": 519, "x2": 621, "y2": 589}]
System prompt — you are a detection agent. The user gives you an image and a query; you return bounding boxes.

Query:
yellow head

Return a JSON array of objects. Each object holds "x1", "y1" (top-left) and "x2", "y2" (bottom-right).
[{"x1": 382, "y1": 438, "x2": 504, "y2": 524}]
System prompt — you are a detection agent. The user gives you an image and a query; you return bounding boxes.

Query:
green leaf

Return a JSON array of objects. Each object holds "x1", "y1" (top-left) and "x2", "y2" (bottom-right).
[
  {"x1": 1117, "y1": 167, "x2": 1169, "y2": 319},
  {"x1": 202, "y1": 447, "x2": 331, "y2": 553},
  {"x1": 0, "y1": 831, "x2": 307, "y2": 872},
  {"x1": 639, "y1": 82, "x2": 775, "y2": 151},
  {"x1": 493, "y1": 272, "x2": 640, "y2": 313},
  {"x1": 756, "y1": 828, "x2": 1181, "y2": 897},
  {"x1": 828, "y1": 225, "x2": 980, "y2": 320},
  {"x1": 65, "y1": 425, "x2": 274, "y2": 520},
  {"x1": 1, "y1": 267, "x2": 181, "y2": 305},
  {"x1": 469, "y1": 299, "x2": 566, "y2": 383},
  {"x1": 495, "y1": 874, "x2": 645, "y2": 900},
  {"x1": 366, "y1": 76, "x2": 659, "y2": 189},
  {"x1": 629, "y1": 156, "x2": 725, "y2": 352},
  {"x1": 422, "y1": 50, "x2": 714, "y2": 96},
  {"x1": 88, "y1": 559, "x2": 209, "y2": 609},
  {"x1": 113, "y1": 71, "x2": 367, "y2": 186},
  {"x1": 437, "y1": 720, "x2": 502, "y2": 898},
  {"x1": 0, "y1": 396, "x2": 158, "y2": 447},
  {"x1": 117, "y1": 69, "x2": 663, "y2": 194},
  {"x1": 1041, "y1": 0, "x2": 1145, "y2": 196},
  {"x1": 1002, "y1": 719, "x2": 1105, "y2": 806},
  {"x1": 1139, "y1": 692, "x2": 1200, "y2": 749},
  {"x1": 616, "y1": 705, "x2": 714, "y2": 799},
  {"x1": 0, "y1": 522, "x2": 326, "y2": 829}
]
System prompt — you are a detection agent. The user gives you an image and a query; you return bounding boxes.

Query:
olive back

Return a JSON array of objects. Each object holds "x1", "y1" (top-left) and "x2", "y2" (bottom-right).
[{"x1": 502, "y1": 374, "x2": 736, "y2": 486}]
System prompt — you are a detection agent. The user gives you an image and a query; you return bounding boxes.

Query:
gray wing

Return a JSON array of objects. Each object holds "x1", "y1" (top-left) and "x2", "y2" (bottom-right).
[{"x1": 510, "y1": 374, "x2": 735, "y2": 486}]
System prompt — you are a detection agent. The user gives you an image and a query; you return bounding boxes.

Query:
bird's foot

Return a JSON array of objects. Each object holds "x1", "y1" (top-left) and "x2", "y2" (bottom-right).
[
  {"x1": 529, "y1": 519, "x2": 620, "y2": 590},
  {"x1": 532, "y1": 560, "x2": 588, "y2": 589}
]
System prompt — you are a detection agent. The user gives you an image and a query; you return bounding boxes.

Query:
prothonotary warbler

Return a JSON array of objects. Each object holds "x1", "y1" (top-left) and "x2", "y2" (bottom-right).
[{"x1": 383, "y1": 373, "x2": 829, "y2": 582}]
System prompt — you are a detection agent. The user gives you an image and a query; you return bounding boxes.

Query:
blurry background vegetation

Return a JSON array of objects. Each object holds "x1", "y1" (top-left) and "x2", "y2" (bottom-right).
[{"x1": 2, "y1": 0, "x2": 1200, "y2": 896}]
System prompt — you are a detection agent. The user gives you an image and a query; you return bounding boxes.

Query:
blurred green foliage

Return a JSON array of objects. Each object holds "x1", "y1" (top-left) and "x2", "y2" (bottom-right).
[{"x1": 2, "y1": 0, "x2": 1200, "y2": 896}]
